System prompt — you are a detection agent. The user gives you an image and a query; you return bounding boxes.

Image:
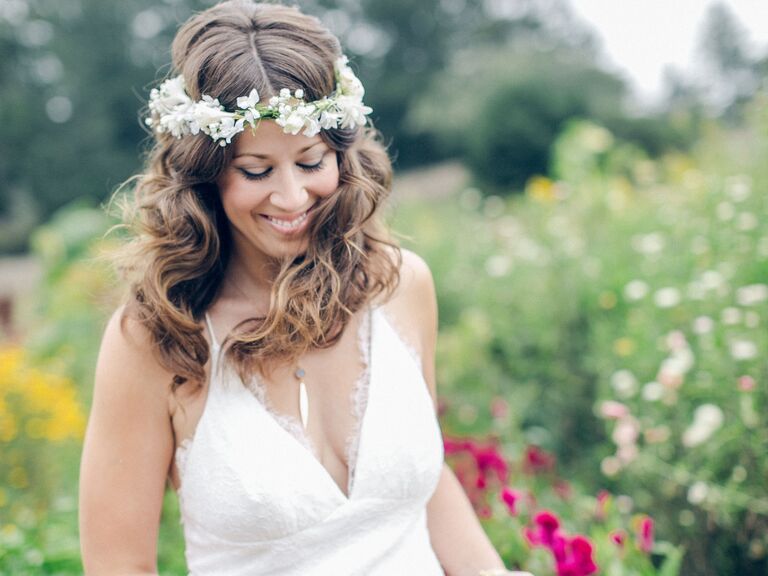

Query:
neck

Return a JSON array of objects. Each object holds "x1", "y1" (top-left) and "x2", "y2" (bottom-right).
[{"x1": 223, "y1": 251, "x2": 278, "y2": 312}]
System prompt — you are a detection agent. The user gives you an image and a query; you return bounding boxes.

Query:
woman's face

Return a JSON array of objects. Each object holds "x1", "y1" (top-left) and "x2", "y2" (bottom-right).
[{"x1": 217, "y1": 120, "x2": 340, "y2": 266}]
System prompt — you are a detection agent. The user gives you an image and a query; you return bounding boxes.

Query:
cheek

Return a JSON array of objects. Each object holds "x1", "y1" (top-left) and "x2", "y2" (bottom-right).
[{"x1": 315, "y1": 163, "x2": 341, "y2": 197}]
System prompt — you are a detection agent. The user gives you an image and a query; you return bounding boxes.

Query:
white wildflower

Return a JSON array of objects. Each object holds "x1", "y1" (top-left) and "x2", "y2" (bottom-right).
[
  {"x1": 687, "y1": 481, "x2": 709, "y2": 505},
  {"x1": 624, "y1": 280, "x2": 649, "y2": 301},
  {"x1": 725, "y1": 175, "x2": 752, "y2": 202},
  {"x1": 730, "y1": 339, "x2": 757, "y2": 361},
  {"x1": 485, "y1": 255, "x2": 511, "y2": 278},
  {"x1": 654, "y1": 287, "x2": 681, "y2": 308},
  {"x1": 642, "y1": 381, "x2": 664, "y2": 401},
  {"x1": 682, "y1": 404, "x2": 724, "y2": 448},
  {"x1": 692, "y1": 316, "x2": 714, "y2": 335},
  {"x1": 632, "y1": 232, "x2": 665, "y2": 255},
  {"x1": 737, "y1": 212, "x2": 758, "y2": 231},
  {"x1": 701, "y1": 270, "x2": 724, "y2": 291},
  {"x1": 611, "y1": 369, "x2": 638, "y2": 398},
  {"x1": 601, "y1": 456, "x2": 622, "y2": 477},
  {"x1": 736, "y1": 284, "x2": 768, "y2": 307}
]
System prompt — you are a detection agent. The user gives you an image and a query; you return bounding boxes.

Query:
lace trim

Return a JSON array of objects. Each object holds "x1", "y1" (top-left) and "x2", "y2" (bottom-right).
[
  {"x1": 243, "y1": 372, "x2": 320, "y2": 457},
  {"x1": 344, "y1": 305, "x2": 373, "y2": 495},
  {"x1": 240, "y1": 305, "x2": 374, "y2": 476}
]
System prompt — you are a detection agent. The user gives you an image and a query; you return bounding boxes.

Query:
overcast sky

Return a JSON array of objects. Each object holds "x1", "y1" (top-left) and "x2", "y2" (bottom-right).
[{"x1": 566, "y1": 0, "x2": 768, "y2": 106}]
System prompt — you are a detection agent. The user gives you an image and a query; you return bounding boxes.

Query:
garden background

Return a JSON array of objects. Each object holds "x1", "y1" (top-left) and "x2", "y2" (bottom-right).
[{"x1": 1, "y1": 0, "x2": 767, "y2": 574}]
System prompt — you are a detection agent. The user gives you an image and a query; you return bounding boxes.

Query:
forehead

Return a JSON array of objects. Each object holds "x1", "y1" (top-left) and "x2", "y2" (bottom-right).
[{"x1": 232, "y1": 120, "x2": 324, "y2": 159}]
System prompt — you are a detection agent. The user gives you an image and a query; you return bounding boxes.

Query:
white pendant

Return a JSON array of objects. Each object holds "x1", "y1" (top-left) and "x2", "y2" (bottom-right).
[{"x1": 298, "y1": 380, "x2": 309, "y2": 429}]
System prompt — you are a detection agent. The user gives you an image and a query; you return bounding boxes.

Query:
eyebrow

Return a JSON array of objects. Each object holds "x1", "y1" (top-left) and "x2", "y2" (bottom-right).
[{"x1": 233, "y1": 142, "x2": 325, "y2": 159}]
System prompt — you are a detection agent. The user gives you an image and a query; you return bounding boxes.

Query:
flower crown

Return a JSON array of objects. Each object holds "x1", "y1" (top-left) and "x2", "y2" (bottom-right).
[{"x1": 145, "y1": 56, "x2": 372, "y2": 147}]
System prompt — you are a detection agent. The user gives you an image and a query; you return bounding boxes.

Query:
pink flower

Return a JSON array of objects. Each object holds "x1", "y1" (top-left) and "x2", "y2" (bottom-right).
[
  {"x1": 610, "y1": 530, "x2": 626, "y2": 548},
  {"x1": 490, "y1": 396, "x2": 510, "y2": 420},
  {"x1": 599, "y1": 400, "x2": 629, "y2": 420},
  {"x1": 526, "y1": 510, "x2": 561, "y2": 547},
  {"x1": 637, "y1": 516, "x2": 654, "y2": 553},
  {"x1": 557, "y1": 536, "x2": 598, "y2": 576},
  {"x1": 739, "y1": 375, "x2": 756, "y2": 392},
  {"x1": 523, "y1": 445, "x2": 556, "y2": 474},
  {"x1": 471, "y1": 444, "x2": 510, "y2": 484},
  {"x1": 500, "y1": 487, "x2": 521, "y2": 516}
]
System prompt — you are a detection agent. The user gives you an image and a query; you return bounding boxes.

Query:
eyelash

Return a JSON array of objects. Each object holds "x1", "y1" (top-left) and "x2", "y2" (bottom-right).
[{"x1": 239, "y1": 160, "x2": 326, "y2": 181}]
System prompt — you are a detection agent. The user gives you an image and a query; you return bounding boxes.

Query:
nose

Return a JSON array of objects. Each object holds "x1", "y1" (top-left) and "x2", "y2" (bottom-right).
[{"x1": 269, "y1": 166, "x2": 309, "y2": 212}]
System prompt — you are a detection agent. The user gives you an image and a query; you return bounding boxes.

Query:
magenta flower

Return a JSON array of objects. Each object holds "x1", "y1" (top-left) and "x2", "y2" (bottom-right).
[
  {"x1": 637, "y1": 516, "x2": 654, "y2": 553},
  {"x1": 610, "y1": 530, "x2": 626, "y2": 548},
  {"x1": 523, "y1": 445, "x2": 556, "y2": 474},
  {"x1": 500, "y1": 487, "x2": 521, "y2": 516}
]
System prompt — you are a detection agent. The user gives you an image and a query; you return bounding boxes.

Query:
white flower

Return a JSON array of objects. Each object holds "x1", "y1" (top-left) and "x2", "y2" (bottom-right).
[
  {"x1": 725, "y1": 175, "x2": 752, "y2": 202},
  {"x1": 701, "y1": 270, "x2": 724, "y2": 291},
  {"x1": 611, "y1": 369, "x2": 638, "y2": 398},
  {"x1": 736, "y1": 284, "x2": 768, "y2": 306},
  {"x1": 148, "y1": 75, "x2": 192, "y2": 116},
  {"x1": 737, "y1": 212, "x2": 758, "y2": 231},
  {"x1": 335, "y1": 95, "x2": 372, "y2": 129},
  {"x1": 687, "y1": 481, "x2": 709, "y2": 505},
  {"x1": 654, "y1": 287, "x2": 681, "y2": 308},
  {"x1": 335, "y1": 55, "x2": 365, "y2": 99},
  {"x1": 624, "y1": 280, "x2": 649, "y2": 301},
  {"x1": 632, "y1": 232, "x2": 665, "y2": 255},
  {"x1": 642, "y1": 381, "x2": 664, "y2": 401},
  {"x1": 237, "y1": 88, "x2": 260, "y2": 110},
  {"x1": 730, "y1": 339, "x2": 757, "y2": 361},
  {"x1": 693, "y1": 315, "x2": 714, "y2": 335},
  {"x1": 682, "y1": 404, "x2": 724, "y2": 447},
  {"x1": 485, "y1": 255, "x2": 511, "y2": 278}
]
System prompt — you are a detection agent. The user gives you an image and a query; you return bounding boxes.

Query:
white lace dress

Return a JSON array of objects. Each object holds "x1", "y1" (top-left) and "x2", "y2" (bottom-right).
[{"x1": 174, "y1": 305, "x2": 446, "y2": 575}]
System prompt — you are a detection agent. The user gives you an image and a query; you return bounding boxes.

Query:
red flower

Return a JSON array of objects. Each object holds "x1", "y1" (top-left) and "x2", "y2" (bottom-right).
[
  {"x1": 610, "y1": 530, "x2": 626, "y2": 548},
  {"x1": 471, "y1": 444, "x2": 510, "y2": 485},
  {"x1": 500, "y1": 487, "x2": 521, "y2": 516},
  {"x1": 637, "y1": 516, "x2": 654, "y2": 553},
  {"x1": 523, "y1": 445, "x2": 556, "y2": 474},
  {"x1": 556, "y1": 536, "x2": 598, "y2": 576}
]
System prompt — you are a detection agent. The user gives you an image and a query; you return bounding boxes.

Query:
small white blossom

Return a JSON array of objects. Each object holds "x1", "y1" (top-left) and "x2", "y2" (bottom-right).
[
  {"x1": 692, "y1": 316, "x2": 714, "y2": 335},
  {"x1": 682, "y1": 404, "x2": 724, "y2": 447},
  {"x1": 632, "y1": 232, "x2": 665, "y2": 255},
  {"x1": 237, "y1": 88, "x2": 260, "y2": 110},
  {"x1": 725, "y1": 175, "x2": 752, "y2": 202},
  {"x1": 721, "y1": 307, "x2": 742, "y2": 325},
  {"x1": 624, "y1": 280, "x2": 649, "y2": 301},
  {"x1": 736, "y1": 284, "x2": 768, "y2": 306},
  {"x1": 730, "y1": 339, "x2": 757, "y2": 361},
  {"x1": 687, "y1": 481, "x2": 709, "y2": 505},
  {"x1": 737, "y1": 212, "x2": 758, "y2": 231},
  {"x1": 654, "y1": 287, "x2": 681, "y2": 308},
  {"x1": 611, "y1": 369, "x2": 638, "y2": 398},
  {"x1": 642, "y1": 381, "x2": 664, "y2": 401}
]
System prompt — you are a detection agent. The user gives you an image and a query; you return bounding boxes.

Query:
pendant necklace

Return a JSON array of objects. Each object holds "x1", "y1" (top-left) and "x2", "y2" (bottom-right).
[
  {"x1": 296, "y1": 366, "x2": 309, "y2": 429},
  {"x1": 226, "y1": 275, "x2": 310, "y2": 430}
]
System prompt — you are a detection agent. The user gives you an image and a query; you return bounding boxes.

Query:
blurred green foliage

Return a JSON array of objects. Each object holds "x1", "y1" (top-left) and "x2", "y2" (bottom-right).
[{"x1": 4, "y1": 0, "x2": 765, "y2": 252}]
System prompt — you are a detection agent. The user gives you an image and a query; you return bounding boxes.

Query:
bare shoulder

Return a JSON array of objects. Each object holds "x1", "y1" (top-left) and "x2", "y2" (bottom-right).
[
  {"x1": 376, "y1": 247, "x2": 439, "y2": 399},
  {"x1": 97, "y1": 305, "x2": 175, "y2": 401}
]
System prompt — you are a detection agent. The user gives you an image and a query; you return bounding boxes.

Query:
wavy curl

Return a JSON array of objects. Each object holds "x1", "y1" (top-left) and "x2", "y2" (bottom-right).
[{"x1": 112, "y1": 1, "x2": 400, "y2": 389}]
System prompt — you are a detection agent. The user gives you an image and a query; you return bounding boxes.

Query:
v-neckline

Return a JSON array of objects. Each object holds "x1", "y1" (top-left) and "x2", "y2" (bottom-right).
[{"x1": 240, "y1": 305, "x2": 377, "y2": 502}]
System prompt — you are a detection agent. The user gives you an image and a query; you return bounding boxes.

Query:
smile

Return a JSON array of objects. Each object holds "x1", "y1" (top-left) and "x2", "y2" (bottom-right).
[{"x1": 262, "y1": 207, "x2": 313, "y2": 234}]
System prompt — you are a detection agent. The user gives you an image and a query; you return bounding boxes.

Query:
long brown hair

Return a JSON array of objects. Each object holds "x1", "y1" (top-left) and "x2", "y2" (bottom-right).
[{"x1": 114, "y1": 0, "x2": 400, "y2": 389}]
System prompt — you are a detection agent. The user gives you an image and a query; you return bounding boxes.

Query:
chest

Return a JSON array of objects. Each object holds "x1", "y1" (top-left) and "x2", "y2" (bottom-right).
[
  {"x1": 175, "y1": 308, "x2": 445, "y2": 542},
  {"x1": 170, "y1": 308, "x2": 371, "y2": 493}
]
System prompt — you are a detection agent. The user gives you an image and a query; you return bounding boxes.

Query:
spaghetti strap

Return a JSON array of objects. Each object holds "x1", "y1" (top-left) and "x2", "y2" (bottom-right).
[{"x1": 204, "y1": 313, "x2": 220, "y2": 349}]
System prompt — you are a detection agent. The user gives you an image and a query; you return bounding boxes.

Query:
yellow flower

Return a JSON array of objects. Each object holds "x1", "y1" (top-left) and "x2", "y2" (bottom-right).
[
  {"x1": 613, "y1": 337, "x2": 636, "y2": 357},
  {"x1": 526, "y1": 176, "x2": 557, "y2": 204}
]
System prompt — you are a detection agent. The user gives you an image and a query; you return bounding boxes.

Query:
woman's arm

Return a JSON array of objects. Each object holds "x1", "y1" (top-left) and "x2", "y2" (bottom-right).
[
  {"x1": 396, "y1": 250, "x2": 509, "y2": 576},
  {"x1": 79, "y1": 308, "x2": 176, "y2": 575}
]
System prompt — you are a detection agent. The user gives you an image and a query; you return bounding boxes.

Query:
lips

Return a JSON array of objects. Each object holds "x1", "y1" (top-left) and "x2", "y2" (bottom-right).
[{"x1": 261, "y1": 205, "x2": 314, "y2": 235}]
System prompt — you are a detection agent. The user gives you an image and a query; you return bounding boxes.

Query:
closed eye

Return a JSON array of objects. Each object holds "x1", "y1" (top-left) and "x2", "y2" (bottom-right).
[{"x1": 238, "y1": 160, "x2": 325, "y2": 181}]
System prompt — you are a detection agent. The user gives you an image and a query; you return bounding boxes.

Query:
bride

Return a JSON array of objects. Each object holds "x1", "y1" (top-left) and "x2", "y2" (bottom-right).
[{"x1": 78, "y1": 1, "x2": 531, "y2": 574}]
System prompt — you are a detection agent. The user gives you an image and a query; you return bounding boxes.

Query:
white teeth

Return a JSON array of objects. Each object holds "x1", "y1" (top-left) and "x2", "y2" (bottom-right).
[{"x1": 267, "y1": 211, "x2": 308, "y2": 230}]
